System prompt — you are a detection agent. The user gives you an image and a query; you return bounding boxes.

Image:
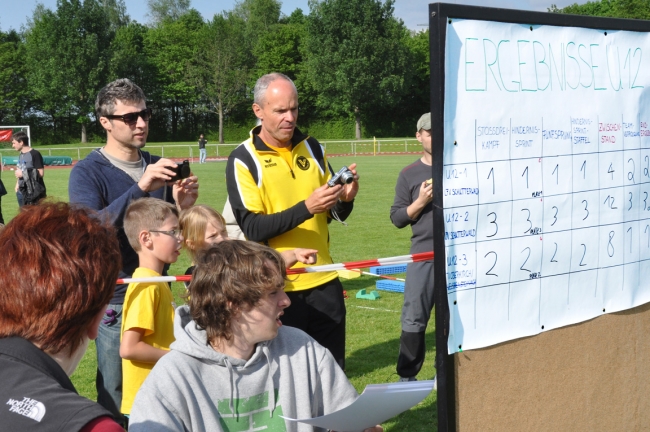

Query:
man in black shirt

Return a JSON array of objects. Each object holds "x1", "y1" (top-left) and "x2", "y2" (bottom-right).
[
  {"x1": 11, "y1": 131, "x2": 46, "y2": 207},
  {"x1": 389, "y1": 113, "x2": 434, "y2": 383}
]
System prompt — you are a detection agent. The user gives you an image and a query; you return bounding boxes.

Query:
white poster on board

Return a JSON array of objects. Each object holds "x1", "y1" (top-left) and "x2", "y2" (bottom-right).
[{"x1": 443, "y1": 19, "x2": 650, "y2": 354}]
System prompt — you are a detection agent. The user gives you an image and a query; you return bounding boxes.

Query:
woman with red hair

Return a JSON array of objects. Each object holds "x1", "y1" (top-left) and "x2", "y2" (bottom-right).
[{"x1": 0, "y1": 202, "x2": 124, "y2": 431}]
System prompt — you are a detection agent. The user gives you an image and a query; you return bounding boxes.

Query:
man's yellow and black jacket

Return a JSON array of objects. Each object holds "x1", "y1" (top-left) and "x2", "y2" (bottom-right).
[{"x1": 225, "y1": 126, "x2": 354, "y2": 292}]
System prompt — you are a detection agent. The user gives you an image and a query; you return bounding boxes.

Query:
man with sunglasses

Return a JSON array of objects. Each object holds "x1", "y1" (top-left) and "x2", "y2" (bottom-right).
[{"x1": 68, "y1": 78, "x2": 199, "y2": 426}]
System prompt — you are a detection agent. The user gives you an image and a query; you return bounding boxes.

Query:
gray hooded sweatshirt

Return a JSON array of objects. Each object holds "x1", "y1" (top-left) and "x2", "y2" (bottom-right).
[{"x1": 129, "y1": 305, "x2": 359, "y2": 431}]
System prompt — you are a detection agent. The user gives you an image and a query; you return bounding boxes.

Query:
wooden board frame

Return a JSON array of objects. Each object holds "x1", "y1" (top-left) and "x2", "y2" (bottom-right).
[{"x1": 429, "y1": 3, "x2": 650, "y2": 431}]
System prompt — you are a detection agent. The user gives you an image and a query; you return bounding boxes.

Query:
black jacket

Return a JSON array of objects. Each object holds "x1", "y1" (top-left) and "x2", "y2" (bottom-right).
[
  {"x1": 19, "y1": 168, "x2": 46, "y2": 205},
  {"x1": 0, "y1": 337, "x2": 112, "y2": 431}
]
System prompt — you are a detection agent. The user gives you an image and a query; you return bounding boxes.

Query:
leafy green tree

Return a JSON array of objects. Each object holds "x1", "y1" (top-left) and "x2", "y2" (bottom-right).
[
  {"x1": 549, "y1": 0, "x2": 650, "y2": 19},
  {"x1": 109, "y1": 22, "x2": 156, "y2": 95},
  {"x1": 255, "y1": 16, "x2": 303, "y2": 78},
  {"x1": 188, "y1": 13, "x2": 252, "y2": 143},
  {"x1": 24, "y1": 0, "x2": 113, "y2": 142},
  {"x1": 401, "y1": 29, "x2": 430, "y2": 126},
  {"x1": 305, "y1": 0, "x2": 410, "y2": 139},
  {"x1": 24, "y1": 3, "x2": 49, "y2": 32},
  {"x1": 145, "y1": 9, "x2": 203, "y2": 139},
  {"x1": 253, "y1": 9, "x2": 319, "y2": 123},
  {"x1": 233, "y1": 0, "x2": 282, "y2": 38},
  {"x1": 147, "y1": 0, "x2": 191, "y2": 24},
  {"x1": 0, "y1": 30, "x2": 29, "y2": 125},
  {"x1": 100, "y1": 0, "x2": 130, "y2": 30}
]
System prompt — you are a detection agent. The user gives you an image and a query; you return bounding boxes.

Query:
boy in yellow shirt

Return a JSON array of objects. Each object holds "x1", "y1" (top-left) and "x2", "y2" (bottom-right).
[{"x1": 119, "y1": 198, "x2": 182, "y2": 416}]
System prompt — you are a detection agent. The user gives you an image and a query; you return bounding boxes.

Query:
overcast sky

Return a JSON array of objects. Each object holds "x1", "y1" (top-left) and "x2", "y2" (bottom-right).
[{"x1": 0, "y1": 0, "x2": 579, "y2": 33}]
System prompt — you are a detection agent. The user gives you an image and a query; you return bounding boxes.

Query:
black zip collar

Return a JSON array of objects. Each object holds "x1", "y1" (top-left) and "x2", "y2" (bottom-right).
[
  {"x1": 0, "y1": 337, "x2": 77, "y2": 393},
  {"x1": 251, "y1": 125, "x2": 309, "y2": 153}
]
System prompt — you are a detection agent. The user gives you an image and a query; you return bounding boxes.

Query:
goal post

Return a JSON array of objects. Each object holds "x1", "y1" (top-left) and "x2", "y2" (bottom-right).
[
  {"x1": 0, "y1": 126, "x2": 30, "y2": 170},
  {"x1": 0, "y1": 125, "x2": 30, "y2": 145}
]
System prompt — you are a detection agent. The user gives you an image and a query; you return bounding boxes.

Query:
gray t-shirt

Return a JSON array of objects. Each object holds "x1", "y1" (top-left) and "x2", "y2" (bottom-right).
[
  {"x1": 18, "y1": 149, "x2": 45, "y2": 188},
  {"x1": 99, "y1": 148, "x2": 145, "y2": 183},
  {"x1": 390, "y1": 158, "x2": 434, "y2": 254}
]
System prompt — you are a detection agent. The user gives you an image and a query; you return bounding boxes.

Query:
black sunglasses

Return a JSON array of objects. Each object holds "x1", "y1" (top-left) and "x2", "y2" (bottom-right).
[{"x1": 104, "y1": 108, "x2": 152, "y2": 126}]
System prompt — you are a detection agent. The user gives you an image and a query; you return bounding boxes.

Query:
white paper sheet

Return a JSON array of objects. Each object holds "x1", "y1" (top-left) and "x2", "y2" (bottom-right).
[
  {"x1": 281, "y1": 380, "x2": 435, "y2": 432},
  {"x1": 443, "y1": 18, "x2": 650, "y2": 354}
]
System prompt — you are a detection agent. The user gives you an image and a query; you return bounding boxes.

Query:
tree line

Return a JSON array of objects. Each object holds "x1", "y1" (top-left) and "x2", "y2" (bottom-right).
[
  {"x1": 2, "y1": 0, "x2": 646, "y2": 145},
  {"x1": 0, "y1": 0, "x2": 430, "y2": 145},
  {"x1": 550, "y1": 0, "x2": 650, "y2": 18}
]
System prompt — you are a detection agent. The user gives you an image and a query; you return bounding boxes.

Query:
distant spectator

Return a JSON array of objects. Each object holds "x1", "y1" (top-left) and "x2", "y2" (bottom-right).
[
  {"x1": 12, "y1": 131, "x2": 46, "y2": 207},
  {"x1": 0, "y1": 202, "x2": 123, "y2": 431},
  {"x1": 198, "y1": 133, "x2": 207, "y2": 164}
]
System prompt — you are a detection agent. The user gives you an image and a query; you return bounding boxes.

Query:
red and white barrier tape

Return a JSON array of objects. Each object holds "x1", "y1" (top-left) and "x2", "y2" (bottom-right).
[
  {"x1": 352, "y1": 270, "x2": 405, "y2": 282},
  {"x1": 116, "y1": 251, "x2": 433, "y2": 284}
]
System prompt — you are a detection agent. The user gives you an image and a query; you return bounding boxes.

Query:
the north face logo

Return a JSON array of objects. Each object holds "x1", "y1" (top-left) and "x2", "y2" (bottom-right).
[
  {"x1": 296, "y1": 156, "x2": 310, "y2": 170},
  {"x1": 7, "y1": 397, "x2": 46, "y2": 422}
]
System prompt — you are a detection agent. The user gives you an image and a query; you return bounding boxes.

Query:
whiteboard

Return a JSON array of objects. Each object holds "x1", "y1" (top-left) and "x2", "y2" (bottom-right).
[{"x1": 443, "y1": 19, "x2": 650, "y2": 354}]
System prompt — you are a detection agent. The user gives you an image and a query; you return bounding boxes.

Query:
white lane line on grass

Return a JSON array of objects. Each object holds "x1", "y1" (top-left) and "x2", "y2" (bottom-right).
[{"x1": 350, "y1": 305, "x2": 400, "y2": 313}]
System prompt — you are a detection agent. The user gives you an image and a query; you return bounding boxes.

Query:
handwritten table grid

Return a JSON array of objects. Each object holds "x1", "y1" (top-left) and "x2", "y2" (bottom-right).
[
  {"x1": 443, "y1": 115, "x2": 650, "y2": 351},
  {"x1": 439, "y1": 15, "x2": 650, "y2": 354}
]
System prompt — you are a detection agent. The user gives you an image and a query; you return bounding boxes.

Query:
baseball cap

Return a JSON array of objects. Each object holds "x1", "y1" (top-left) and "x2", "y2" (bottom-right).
[{"x1": 417, "y1": 113, "x2": 431, "y2": 131}]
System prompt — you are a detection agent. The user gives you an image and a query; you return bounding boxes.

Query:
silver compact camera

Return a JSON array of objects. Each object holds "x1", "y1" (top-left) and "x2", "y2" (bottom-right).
[{"x1": 327, "y1": 166, "x2": 354, "y2": 187}]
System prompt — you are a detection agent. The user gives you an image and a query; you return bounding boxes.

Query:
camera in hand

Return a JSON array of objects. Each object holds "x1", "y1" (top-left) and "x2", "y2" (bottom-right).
[
  {"x1": 327, "y1": 166, "x2": 354, "y2": 187},
  {"x1": 168, "y1": 160, "x2": 191, "y2": 182}
]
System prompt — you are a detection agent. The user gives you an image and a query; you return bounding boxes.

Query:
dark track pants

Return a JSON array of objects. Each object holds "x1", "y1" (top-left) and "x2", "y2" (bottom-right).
[
  {"x1": 397, "y1": 260, "x2": 434, "y2": 378},
  {"x1": 282, "y1": 277, "x2": 347, "y2": 370}
]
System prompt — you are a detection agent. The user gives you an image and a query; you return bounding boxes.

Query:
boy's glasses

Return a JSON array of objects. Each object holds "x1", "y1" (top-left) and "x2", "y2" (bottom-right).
[
  {"x1": 150, "y1": 229, "x2": 182, "y2": 239},
  {"x1": 103, "y1": 108, "x2": 152, "y2": 126}
]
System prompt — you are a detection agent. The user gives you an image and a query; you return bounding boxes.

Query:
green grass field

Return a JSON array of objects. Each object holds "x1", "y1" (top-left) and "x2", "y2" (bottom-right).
[{"x1": 0, "y1": 153, "x2": 437, "y2": 431}]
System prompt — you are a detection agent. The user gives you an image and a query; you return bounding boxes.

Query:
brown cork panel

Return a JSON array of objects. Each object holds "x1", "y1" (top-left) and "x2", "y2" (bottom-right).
[{"x1": 455, "y1": 302, "x2": 650, "y2": 432}]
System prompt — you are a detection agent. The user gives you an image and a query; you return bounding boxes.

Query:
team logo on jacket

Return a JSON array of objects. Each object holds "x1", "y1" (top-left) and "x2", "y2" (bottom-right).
[
  {"x1": 6, "y1": 397, "x2": 46, "y2": 422},
  {"x1": 217, "y1": 391, "x2": 285, "y2": 431},
  {"x1": 296, "y1": 156, "x2": 310, "y2": 170}
]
